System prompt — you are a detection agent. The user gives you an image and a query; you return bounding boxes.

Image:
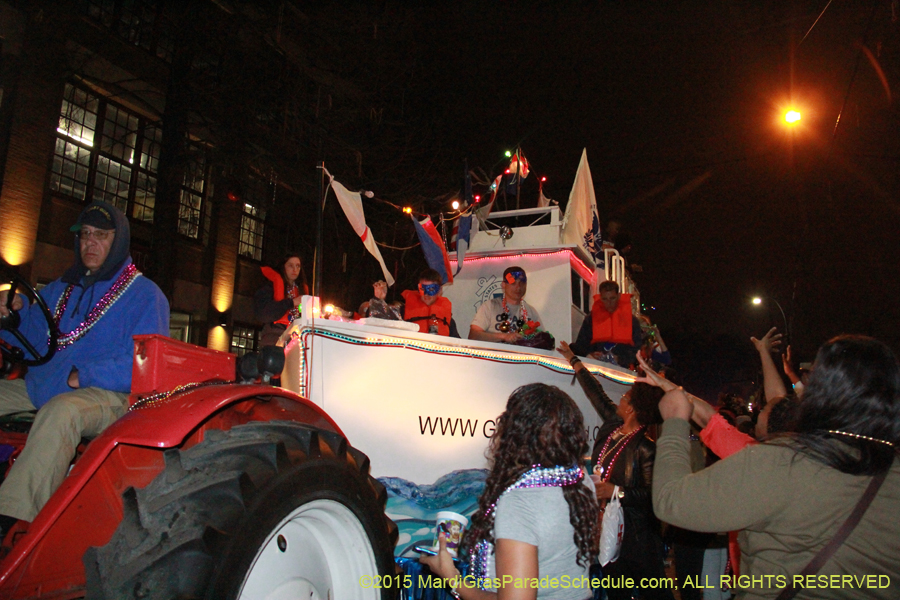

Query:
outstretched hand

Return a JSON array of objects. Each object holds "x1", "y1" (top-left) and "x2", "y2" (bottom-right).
[
  {"x1": 782, "y1": 345, "x2": 798, "y2": 378},
  {"x1": 750, "y1": 327, "x2": 782, "y2": 354},
  {"x1": 634, "y1": 354, "x2": 677, "y2": 392},
  {"x1": 557, "y1": 340, "x2": 576, "y2": 362}
]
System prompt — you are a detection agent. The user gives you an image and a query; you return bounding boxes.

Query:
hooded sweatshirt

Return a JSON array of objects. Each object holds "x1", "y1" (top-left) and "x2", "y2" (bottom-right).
[{"x1": 2, "y1": 201, "x2": 169, "y2": 408}]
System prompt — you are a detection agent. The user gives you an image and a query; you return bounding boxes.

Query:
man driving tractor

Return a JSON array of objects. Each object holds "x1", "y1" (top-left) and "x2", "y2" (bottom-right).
[{"x1": 0, "y1": 201, "x2": 168, "y2": 537}]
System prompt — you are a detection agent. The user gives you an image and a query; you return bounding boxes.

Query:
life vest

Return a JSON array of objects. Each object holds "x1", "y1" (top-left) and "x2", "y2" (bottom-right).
[
  {"x1": 590, "y1": 293, "x2": 634, "y2": 345},
  {"x1": 402, "y1": 289, "x2": 452, "y2": 336},
  {"x1": 261, "y1": 266, "x2": 301, "y2": 327}
]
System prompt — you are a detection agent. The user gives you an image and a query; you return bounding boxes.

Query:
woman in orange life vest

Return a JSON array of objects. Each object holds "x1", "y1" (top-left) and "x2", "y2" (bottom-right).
[
  {"x1": 570, "y1": 280, "x2": 642, "y2": 368},
  {"x1": 253, "y1": 252, "x2": 310, "y2": 346}
]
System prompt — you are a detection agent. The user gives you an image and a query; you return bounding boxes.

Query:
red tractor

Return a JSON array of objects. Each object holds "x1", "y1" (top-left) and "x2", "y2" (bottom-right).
[{"x1": 0, "y1": 269, "x2": 397, "y2": 599}]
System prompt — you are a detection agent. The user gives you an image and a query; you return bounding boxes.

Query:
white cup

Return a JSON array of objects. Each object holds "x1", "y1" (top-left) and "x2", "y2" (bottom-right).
[{"x1": 434, "y1": 511, "x2": 469, "y2": 557}]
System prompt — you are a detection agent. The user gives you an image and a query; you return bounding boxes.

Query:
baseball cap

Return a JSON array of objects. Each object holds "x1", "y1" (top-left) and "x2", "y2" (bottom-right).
[{"x1": 70, "y1": 202, "x2": 116, "y2": 232}]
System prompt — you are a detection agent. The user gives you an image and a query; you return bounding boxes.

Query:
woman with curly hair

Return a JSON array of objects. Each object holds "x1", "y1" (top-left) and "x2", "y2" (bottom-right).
[
  {"x1": 421, "y1": 383, "x2": 599, "y2": 599},
  {"x1": 653, "y1": 335, "x2": 900, "y2": 599},
  {"x1": 557, "y1": 341, "x2": 675, "y2": 600}
]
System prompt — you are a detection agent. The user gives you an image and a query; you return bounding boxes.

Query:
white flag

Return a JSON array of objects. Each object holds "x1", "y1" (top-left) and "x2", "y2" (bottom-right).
[
  {"x1": 560, "y1": 148, "x2": 602, "y2": 263},
  {"x1": 329, "y1": 177, "x2": 395, "y2": 286}
]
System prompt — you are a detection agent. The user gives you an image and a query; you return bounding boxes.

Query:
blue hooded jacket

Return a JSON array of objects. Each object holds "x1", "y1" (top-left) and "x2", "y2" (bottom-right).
[{"x1": 2, "y1": 201, "x2": 169, "y2": 408}]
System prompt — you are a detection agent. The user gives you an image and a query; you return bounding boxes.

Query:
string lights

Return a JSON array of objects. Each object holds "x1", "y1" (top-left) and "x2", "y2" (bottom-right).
[{"x1": 296, "y1": 325, "x2": 635, "y2": 398}]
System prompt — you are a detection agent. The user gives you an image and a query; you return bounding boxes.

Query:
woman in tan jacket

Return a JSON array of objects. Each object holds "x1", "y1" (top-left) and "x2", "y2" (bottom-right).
[{"x1": 652, "y1": 335, "x2": 899, "y2": 600}]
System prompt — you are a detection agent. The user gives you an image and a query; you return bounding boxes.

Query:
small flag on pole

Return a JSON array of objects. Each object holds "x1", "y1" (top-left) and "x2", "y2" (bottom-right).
[
  {"x1": 411, "y1": 216, "x2": 454, "y2": 285},
  {"x1": 560, "y1": 148, "x2": 602, "y2": 265},
  {"x1": 329, "y1": 175, "x2": 395, "y2": 286}
]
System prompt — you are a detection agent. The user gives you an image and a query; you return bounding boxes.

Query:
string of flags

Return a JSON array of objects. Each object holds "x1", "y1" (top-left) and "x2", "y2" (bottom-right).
[{"x1": 327, "y1": 147, "x2": 602, "y2": 285}]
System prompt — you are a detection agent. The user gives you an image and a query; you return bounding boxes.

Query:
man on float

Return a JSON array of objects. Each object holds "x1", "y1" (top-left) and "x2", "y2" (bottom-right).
[
  {"x1": 401, "y1": 268, "x2": 456, "y2": 337},
  {"x1": 468, "y1": 265, "x2": 543, "y2": 344},
  {"x1": 0, "y1": 201, "x2": 169, "y2": 536},
  {"x1": 570, "y1": 279, "x2": 641, "y2": 367}
]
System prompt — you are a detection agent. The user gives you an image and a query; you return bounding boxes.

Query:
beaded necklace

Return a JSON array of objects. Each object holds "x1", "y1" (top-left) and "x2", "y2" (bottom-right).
[
  {"x1": 594, "y1": 425, "x2": 645, "y2": 481},
  {"x1": 286, "y1": 283, "x2": 301, "y2": 322},
  {"x1": 53, "y1": 264, "x2": 141, "y2": 351},
  {"x1": 827, "y1": 430, "x2": 895, "y2": 448},
  {"x1": 497, "y1": 297, "x2": 528, "y2": 333},
  {"x1": 469, "y1": 464, "x2": 583, "y2": 588}
]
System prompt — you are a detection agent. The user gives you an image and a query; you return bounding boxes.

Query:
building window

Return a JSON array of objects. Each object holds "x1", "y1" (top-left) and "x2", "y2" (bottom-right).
[
  {"x1": 231, "y1": 324, "x2": 260, "y2": 357},
  {"x1": 238, "y1": 202, "x2": 265, "y2": 261},
  {"x1": 50, "y1": 82, "x2": 162, "y2": 223},
  {"x1": 133, "y1": 125, "x2": 161, "y2": 222},
  {"x1": 80, "y1": 0, "x2": 174, "y2": 62},
  {"x1": 169, "y1": 311, "x2": 192, "y2": 343},
  {"x1": 177, "y1": 142, "x2": 211, "y2": 241}
]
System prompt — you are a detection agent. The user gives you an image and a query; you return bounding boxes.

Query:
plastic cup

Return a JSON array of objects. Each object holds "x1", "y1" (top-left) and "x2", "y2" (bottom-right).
[{"x1": 434, "y1": 511, "x2": 468, "y2": 557}]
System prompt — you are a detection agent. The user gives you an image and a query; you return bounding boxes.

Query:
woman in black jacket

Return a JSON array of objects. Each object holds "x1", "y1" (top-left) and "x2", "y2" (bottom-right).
[{"x1": 558, "y1": 341, "x2": 674, "y2": 600}]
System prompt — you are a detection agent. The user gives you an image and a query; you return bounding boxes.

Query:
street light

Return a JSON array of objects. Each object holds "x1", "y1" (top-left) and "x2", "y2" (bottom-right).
[
  {"x1": 784, "y1": 110, "x2": 801, "y2": 125},
  {"x1": 751, "y1": 296, "x2": 788, "y2": 339}
]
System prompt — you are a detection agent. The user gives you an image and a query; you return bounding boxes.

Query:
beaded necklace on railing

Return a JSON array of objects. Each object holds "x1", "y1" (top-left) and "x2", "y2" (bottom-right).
[
  {"x1": 469, "y1": 464, "x2": 583, "y2": 588},
  {"x1": 594, "y1": 425, "x2": 645, "y2": 481},
  {"x1": 53, "y1": 264, "x2": 141, "y2": 351}
]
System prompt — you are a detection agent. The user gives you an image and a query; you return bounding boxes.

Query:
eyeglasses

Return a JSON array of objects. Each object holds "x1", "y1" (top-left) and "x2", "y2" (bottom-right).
[{"x1": 76, "y1": 229, "x2": 114, "y2": 241}]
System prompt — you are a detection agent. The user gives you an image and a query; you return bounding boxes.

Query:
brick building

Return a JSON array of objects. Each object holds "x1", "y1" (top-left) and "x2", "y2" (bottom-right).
[{"x1": 0, "y1": 1, "x2": 334, "y2": 355}]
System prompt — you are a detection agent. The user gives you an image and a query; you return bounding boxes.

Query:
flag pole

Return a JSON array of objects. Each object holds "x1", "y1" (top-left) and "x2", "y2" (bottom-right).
[
  {"x1": 515, "y1": 147, "x2": 521, "y2": 210},
  {"x1": 313, "y1": 161, "x2": 326, "y2": 297}
]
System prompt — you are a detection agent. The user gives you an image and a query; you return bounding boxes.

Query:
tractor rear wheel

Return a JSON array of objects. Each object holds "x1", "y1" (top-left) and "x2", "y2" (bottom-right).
[{"x1": 84, "y1": 421, "x2": 397, "y2": 599}]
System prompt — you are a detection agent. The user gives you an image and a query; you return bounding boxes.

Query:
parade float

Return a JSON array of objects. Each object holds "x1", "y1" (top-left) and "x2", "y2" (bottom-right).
[{"x1": 282, "y1": 203, "x2": 640, "y2": 560}]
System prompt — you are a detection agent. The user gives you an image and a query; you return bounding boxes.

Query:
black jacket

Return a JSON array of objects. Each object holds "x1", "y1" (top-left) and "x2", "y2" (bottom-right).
[{"x1": 575, "y1": 368, "x2": 662, "y2": 563}]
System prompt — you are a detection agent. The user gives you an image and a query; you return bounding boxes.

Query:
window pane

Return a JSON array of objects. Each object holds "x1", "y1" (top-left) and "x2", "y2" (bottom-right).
[
  {"x1": 134, "y1": 173, "x2": 156, "y2": 222},
  {"x1": 183, "y1": 146, "x2": 206, "y2": 193},
  {"x1": 50, "y1": 137, "x2": 91, "y2": 200},
  {"x1": 101, "y1": 103, "x2": 139, "y2": 163},
  {"x1": 94, "y1": 155, "x2": 132, "y2": 210},
  {"x1": 80, "y1": 0, "x2": 117, "y2": 28},
  {"x1": 178, "y1": 190, "x2": 202, "y2": 239},
  {"x1": 238, "y1": 205, "x2": 265, "y2": 261},
  {"x1": 230, "y1": 325, "x2": 260, "y2": 357},
  {"x1": 140, "y1": 124, "x2": 162, "y2": 172},
  {"x1": 58, "y1": 83, "x2": 98, "y2": 147}
]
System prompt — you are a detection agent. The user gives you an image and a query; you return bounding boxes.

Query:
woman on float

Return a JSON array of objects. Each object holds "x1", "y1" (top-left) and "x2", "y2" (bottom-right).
[
  {"x1": 253, "y1": 252, "x2": 309, "y2": 346},
  {"x1": 421, "y1": 383, "x2": 599, "y2": 599}
]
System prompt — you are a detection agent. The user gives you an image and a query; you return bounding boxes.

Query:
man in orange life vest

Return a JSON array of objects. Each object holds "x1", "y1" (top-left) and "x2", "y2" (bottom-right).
[
  {"x1": 400, "y1": 268, "x2": 457, "y2": 336},
  {"x1": 570, "y1": 280, "x2": 641, "y2": 367}
]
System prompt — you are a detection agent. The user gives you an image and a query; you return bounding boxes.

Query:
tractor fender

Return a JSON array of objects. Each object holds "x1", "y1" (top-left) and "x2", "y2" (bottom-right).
[{"x1": 0, "y1": 384, "x2": 344, "y2": 597}]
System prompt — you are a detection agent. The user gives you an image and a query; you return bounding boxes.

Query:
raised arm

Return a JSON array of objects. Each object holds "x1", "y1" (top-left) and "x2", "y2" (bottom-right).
[
  {"x1": 635, "y1": 354, "x2": 715, "y2": 428},
  {"x1": 750, "y1": 327, "x2": 788, "y2": 402},
  {"x1": 557, "y1": 341, "x2": 618, "y2": 421}
]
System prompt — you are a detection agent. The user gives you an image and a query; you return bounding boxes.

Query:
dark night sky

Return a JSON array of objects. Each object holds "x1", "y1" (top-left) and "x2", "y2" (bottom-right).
[{"x1": 310, "y1": 0, "x2": 900, "y2": 381}]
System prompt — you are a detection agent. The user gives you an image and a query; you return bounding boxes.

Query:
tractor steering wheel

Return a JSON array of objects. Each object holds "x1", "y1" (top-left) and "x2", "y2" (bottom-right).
[{"x1": 0, "y1": 267, "x2": 59, "y2": 367}]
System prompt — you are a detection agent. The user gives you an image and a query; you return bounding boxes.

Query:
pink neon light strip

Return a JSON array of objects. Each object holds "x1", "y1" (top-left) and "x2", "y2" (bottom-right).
[{"x1": 449, "y1": 249, "x2": 594, "y2": 281}]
